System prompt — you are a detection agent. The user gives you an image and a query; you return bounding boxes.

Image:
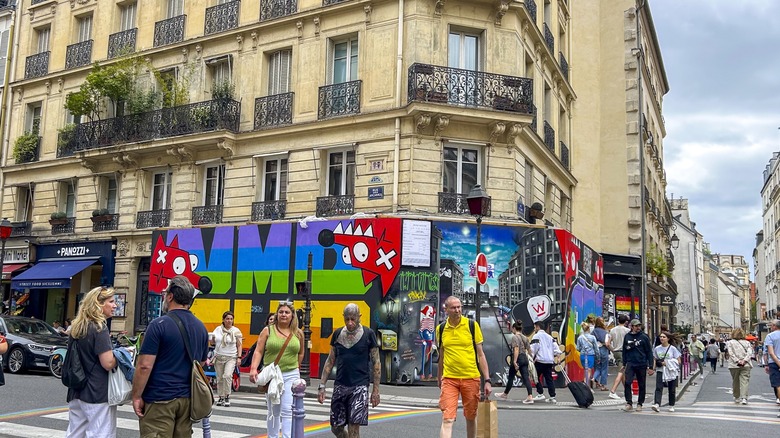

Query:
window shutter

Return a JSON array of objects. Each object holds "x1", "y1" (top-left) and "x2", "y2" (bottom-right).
[
  {"x1": 325, "y1": 40, "x2": 334, "y2": 85},
  {"x1": 280, "y1": 50, "x2": 291, "y2": 94},
  {"x1": 0, "y1": 29, "x2": 8, "y2": 87}
]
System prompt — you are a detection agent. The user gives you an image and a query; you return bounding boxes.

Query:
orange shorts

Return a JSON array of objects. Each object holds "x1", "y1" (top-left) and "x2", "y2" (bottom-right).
[{"x1": 439, "y1": 377, "x2": 480, "y2": 421}]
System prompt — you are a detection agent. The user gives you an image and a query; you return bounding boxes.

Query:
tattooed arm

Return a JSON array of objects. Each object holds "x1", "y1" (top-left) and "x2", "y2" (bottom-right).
[
  {"x1": 370, "y1": 346, "x2": 381, "y2": 407},
  {"x1": 317, "y1": 346, "x2": 337, "y2": 404}
]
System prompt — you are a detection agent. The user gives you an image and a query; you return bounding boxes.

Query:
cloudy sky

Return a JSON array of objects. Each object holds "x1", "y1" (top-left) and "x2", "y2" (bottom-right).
[{"x1": 651, "y1": 0, "x2": 780, "y2": 275}]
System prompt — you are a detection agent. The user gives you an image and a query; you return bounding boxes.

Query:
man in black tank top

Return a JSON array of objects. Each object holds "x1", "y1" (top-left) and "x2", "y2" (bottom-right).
[{"x1": 317, "y1": 303, "x2": 381, "y2": 438}]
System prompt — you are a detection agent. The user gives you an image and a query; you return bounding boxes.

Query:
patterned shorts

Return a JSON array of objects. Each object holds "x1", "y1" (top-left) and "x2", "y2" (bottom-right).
[{"x1": 330, "y1": 384, "x2": 369, "y2": 427}]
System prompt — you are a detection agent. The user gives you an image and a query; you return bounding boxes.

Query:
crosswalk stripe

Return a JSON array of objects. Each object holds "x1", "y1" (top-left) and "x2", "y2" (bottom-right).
[{"x1": 0, "y1": 422, "x2": 66, "y2": 437}]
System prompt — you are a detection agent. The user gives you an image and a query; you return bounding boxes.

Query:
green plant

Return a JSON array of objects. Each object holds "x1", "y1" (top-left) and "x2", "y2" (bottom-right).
[
  {"x1": 13, "y1": 132, "x2": 39, "y2": 162},
  {"x1": 57, "y1": 123, "x2": 77, "y2": 149},
  {"x1": 92, "y1": 208, "x2": 110, "y2": 217},
  {"x1": 50, "y1": 212, "x2": 67, "y2": 220},
  {"x1": 211, "y1": 80, "x2": 235, "y2": 101},
  {"x1": 191, "y1": 106, "x2": 215, "y2": 129},
  {"x1": 646, "y1": 245, "x2": 670, "y2": 278}
]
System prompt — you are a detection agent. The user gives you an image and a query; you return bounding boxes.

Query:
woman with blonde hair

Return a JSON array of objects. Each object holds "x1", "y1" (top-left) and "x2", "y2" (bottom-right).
[
  {"x1": 210, "y1": 310, "x2": 243, "y2": 407},
  {"x1": 726, "y1": 327, "x2": 753, "y2": 404},
  {"x1": 576, "y1": 322, "x2": 598, "y2": 388},
  {"x1": 66, "y1": 286, "x2": 118, "y2": 438},
  {"x1": 249, "y1": 301, "x2": 304, "y2": 438}
]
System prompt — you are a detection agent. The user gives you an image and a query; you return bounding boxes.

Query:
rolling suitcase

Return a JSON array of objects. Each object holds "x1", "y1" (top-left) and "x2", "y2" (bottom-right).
[{"x1": 559, "y1": 366, "x2": 593, "y2": 408}]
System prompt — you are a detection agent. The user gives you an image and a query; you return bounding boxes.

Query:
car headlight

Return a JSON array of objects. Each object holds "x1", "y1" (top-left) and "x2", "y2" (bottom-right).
[{"x1": 28, "y1": 343, "x2": 56, "y2": 353}]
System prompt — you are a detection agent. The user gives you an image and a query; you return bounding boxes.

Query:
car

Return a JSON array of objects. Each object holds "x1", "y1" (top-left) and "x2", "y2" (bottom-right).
[{"x1": 0, "y1": 315, "x2": 68, "y2": 375}]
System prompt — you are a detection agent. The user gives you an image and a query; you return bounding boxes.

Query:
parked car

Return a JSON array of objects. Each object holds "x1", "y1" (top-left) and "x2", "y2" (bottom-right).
[{"x1": 0, "y1": 315, "x2": 68, "y2": 375}]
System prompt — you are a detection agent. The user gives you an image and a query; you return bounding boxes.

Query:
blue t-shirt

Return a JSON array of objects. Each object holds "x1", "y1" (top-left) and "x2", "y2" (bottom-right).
[
  {"x1": 140, "y1": 309, "x2": 208, "y2": 402},
  {"x1": 765, "y1": 331, "x2": 780, "y2": 359}
]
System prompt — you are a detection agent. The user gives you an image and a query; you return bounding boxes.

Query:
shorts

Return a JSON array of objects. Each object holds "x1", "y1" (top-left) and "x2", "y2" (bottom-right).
[
  {"x1": 580, "y1": 354, "x2": 595, "y2": 369},
  {"x1": 612, "y1": 351, "x2": 623, "y2": 367},
  {"x1": 769, "y1": 363, "x2": 780, "y2": 388},
  {"x1": 330, "y1": 384, "x2": 369, "y2": 427},
  {"x1": 439, "y1": 378, "x2": 480, "y2": 421}
]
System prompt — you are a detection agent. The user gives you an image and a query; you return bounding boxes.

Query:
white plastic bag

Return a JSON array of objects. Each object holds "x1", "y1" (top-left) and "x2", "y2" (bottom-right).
[{"x1": 108, "y1": 367, "x2": 132, "y2": 406}]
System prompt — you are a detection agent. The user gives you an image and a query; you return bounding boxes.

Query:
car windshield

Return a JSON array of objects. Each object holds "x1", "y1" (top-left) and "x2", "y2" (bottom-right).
[{"x1": 7, "y1": 319, "x2": 58, "y2": 336}]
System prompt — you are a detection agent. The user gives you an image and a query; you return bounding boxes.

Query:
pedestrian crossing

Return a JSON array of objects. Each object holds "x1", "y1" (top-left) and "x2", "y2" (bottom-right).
[
  {"x1": 631, "y1": 401, "x2": 780, "y2": 425},
  {"x1": 0, "y1": 394, "x2": 435, "y2": 438}
]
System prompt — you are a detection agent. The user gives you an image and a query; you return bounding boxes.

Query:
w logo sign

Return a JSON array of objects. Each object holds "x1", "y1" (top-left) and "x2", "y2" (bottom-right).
[{"x1": 527, "y1": 295, "x2": 552, "y2": 323}]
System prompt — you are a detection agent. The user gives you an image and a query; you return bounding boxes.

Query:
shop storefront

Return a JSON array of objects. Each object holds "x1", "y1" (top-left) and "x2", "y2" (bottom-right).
[{"x1": 1, "y1": 243, "x2": 31, "y2": 313}]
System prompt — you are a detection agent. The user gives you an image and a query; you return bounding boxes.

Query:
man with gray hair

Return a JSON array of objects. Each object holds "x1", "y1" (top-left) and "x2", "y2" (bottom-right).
[
  {"x1": 318, "y1": 303, "x2": 381, "y2": 437},
  {"x1": 763, "y1": 319, "x2": 780, "y2": 417}
]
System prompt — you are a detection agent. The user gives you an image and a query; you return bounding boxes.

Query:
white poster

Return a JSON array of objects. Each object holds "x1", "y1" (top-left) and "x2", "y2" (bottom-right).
[{"x1": 402, "y1": 220, "x2": 431, "y2": 267}]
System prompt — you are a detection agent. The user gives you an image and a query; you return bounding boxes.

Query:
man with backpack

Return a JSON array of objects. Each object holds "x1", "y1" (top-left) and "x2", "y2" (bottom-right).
[{"x1": 437, "y1": 296, "x2": 491, "y2": 438}]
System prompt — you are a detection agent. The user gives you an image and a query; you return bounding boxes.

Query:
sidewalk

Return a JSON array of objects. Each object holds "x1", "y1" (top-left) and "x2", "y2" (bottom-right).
[{"x1": 237, "y1": 365, "x2": 702, "y2": 410}]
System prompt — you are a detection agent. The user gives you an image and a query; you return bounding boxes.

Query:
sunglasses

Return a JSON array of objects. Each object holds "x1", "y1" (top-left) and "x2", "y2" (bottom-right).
[{"x1": 278, "y1": 300, "x2": 294, "y2": 306}]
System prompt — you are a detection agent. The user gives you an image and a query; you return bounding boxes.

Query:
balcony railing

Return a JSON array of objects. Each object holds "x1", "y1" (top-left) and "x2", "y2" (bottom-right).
[
  {"x1": 154, "y1": 14, "x2": 186, "y2": 48},
  {"x1": 205, "y1": 0, "x2": 239, "y2": 35},
  {"x1": 65, "y1": 40, "x2": 93, "y2": 70},
  {"x1": 15, "y1": 136, "x2": 41, "y2": 164},
  {"x1": 408, "y1": 63, "x2": 534, "y2": 114},
  {"x1": 252, "y1": 200, "x2": 287, "y2": 220},
  {"x1": 318, "y1": 80, "x2": 362, "y2": 120},
  {"x1": 323, "y1": 0, "x2": 348, "y2": 5},
  {"x1": 136, "y1": 209, "x2": 171, "y2": 229},
  {"x1": 51, "y1": 217, "x2": 76, "y2": 235},
  {"x1": 92, "y1": 214, "x2": 120, "y2": 232},
  {"x1": 543, "y1": 23, "x2": 554, "y2": 54},
  {"x1": 316, "y1": 195, "x2": 355, "y2": 217},
  {"x1": 560, "y1": 141, "x2": 569, "y2": 170},
  {"x1": 24, "y1": 51, "x2": 49, "y2": 79},
  {"x1": 10, "y1": 221, "x2": 32, "y2": 238},
  {"x1": 254, "y1": 92, "x2": 294, "y2": 130},
  {"x1": 438, "y1": 192, "x2": 469, "y2": 215},
  {"x1": 59, "y1": 99, "x2": 241, "y2": 155},
  {"x1": 261, "y1": 0, "x2": 298, "y2": 21},
  {"x1": 192, "y1": 205, "x2": 223, "y2": 225},
  {"x1": 524, "y1": 0, "x2": 537, "y2": 22},
  {"x1": 108, "y1": 28, "x2": 137, "y2": 59},
  {"x1": 543, "y1": 121, "x2": 555, "y2": 153},
  {"x1": 559, "y1": 52, "x2": 569, "y2": 81}
]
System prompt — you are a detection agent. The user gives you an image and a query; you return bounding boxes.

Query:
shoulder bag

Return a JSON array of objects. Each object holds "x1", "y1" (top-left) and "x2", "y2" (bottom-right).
[
  {"x1": 258, "y1": 330, "x2": 293, "y2": 394},
  {"x1": 168, "y1": 312, "x2": 214, "y2": 422}
]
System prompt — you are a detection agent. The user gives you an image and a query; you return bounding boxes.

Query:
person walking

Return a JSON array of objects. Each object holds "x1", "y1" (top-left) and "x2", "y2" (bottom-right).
[
  {"x1": 650, "y1": 331, "x2": 680, "y2": 413},
  {"x1": 621, "y1": 319, "x2": 654, "y2": 412},
  {"x1": 317, "y1": 304, "x2": 381, "y2": 438},
  {"x1": 436, "y1": 296, "x2": 492, "y2": 438},
  {"x1": 249, "y1": 301, "x2": 304, "y2": 438},
  {"x1": 592, "y1": 318, "x2": 610, "y2": 391},
  {"x1": 65, "y1": 286, "x2": 118, "y2": 437},
  {"x1": 726, "y1": 328, "x2": 753, "y2": 405},
  {"x1": 690, "y1": 335, "x2": 705, "y2": 377},
  {"x1": 576, "y1": 322, "x2": 598, "y2": 389},
  {"x1": 531, "y1": 320, "x2": 561, "y2": 404},
  {"x1": 608, "y1": 315, "x2": 630, "y2": 399},
  {"x1": 719, "y1": 338, "x2": 728, "y2": 367},
  {"x1": 131, "y1": 276, "x2": 209, "y2": 438},
  {"x1": 763, "y1": 319, "x2": 780, "y2": 417},
  {"x1": 211, "y1": 311, "x2": 243, "y2": 407},
  {"x1": 706, "y1": 338, "x2": 720, "y2": 374},
  {"x1": 495, "y1": 322, "x2": 534, "y2": 403}
]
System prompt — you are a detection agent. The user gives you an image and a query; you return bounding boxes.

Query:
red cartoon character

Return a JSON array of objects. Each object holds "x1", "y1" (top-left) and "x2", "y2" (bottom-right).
[{"x1": 150, "y1": 235, "x2": 212, "y2": 295}]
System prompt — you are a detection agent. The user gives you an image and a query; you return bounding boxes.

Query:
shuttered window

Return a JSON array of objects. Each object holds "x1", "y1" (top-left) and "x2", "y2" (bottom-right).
[
  {"x1": 78, "y1": 15, "x2": 93, "y2": 42},
  {"x1": 37, "y1": 27, "x2": 50, "y2": 53},
  {"x1": 120, "y1": 3, "x2": 137, "y2": 31},
  {"x1": 268, "y1": 49, "x2": 291, "y2": 95}
]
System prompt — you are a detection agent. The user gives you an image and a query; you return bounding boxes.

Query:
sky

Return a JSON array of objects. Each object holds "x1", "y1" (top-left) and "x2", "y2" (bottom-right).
[{"x1": 651, "y1": 0, "x2": 780, "y2": 275}]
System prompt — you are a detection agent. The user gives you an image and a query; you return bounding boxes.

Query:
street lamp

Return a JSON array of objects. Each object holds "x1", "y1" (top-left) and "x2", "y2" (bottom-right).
[
  {"x1": 670, "y1": 233, "x2": 679, "y2": 250},
  {"x1": 0, "y1": 218, "x2": 12, "y2": 314},
  {"x1": 467, "y1": 184, "x2": 491, "y2": 323},
  {"x1": 628, "y1": 276, "x2": 636, "y2": 320}
]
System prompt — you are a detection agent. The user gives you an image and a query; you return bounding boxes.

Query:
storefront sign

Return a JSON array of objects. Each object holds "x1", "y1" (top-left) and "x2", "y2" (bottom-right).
[
  {"x1": 660, "y1": 294, "x2": 674, "y2": 306},
  {"x1": 57, "y1": 246, "x2": 90, "y2": 257},
  {"x1": 2, "y1": 247, "x2": 30, "y2": 263}
]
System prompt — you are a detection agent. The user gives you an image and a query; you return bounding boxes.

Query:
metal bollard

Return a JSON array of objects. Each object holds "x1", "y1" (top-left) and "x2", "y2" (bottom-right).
[
  {"x1": 201, "y1": 416, "x2": 212, "y2": 438},
  {"x1": 291, "y1": 378, "x2": 308, "y2": 438}
]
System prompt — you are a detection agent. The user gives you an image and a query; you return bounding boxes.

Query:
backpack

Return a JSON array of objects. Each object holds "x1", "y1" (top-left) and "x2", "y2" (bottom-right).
[
  {"x1": 61, "y1": 337, "x2": 92, "y2": 390},
  {"x1": 436, "y1": 319, "x2": 478, "y2": 369}
]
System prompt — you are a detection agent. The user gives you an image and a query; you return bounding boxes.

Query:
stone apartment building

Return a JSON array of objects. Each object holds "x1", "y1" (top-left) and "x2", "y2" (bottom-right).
[
  {"x1": 758, "y1": 152, "x2": 780, "y2": 323},
  {"x1": 712, "y1": 254, "x2": 750, "y2": 331}
]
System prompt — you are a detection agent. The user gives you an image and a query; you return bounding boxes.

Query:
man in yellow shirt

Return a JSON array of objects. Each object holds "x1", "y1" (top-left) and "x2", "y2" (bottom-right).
[{"x1": 437, "y1": 296, "x2": 492, "y2": 438}]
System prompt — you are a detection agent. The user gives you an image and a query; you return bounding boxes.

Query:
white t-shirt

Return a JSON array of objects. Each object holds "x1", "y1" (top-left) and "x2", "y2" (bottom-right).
[
  {"x1": 609, "y1": 325, "x2": 629, "y2": 352},
  {"x1": 212, "y1": 325, "x2": 243, "y2": 356}
]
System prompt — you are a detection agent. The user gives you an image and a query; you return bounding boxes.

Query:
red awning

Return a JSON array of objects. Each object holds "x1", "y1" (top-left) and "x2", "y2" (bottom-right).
[{"x1": 1, "y1": 263, "x2": 29, "y2": 280}]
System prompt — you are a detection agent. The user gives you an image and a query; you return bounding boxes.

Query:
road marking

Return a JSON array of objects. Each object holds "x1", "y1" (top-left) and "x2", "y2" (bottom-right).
[{"x1": 0, "y1": 422, "x2": 67, "y2": 437}]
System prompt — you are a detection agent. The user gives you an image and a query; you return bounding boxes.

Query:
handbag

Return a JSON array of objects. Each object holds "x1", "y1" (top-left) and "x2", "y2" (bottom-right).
[
  {"x1": 258, "y1": 330, "x2": 293, "y2": 394},
  {"x1": 108, "y1": 367, "x2": 132, "y2": 406},
  {"x1": 476, "y1": 399, "x2": 498, "y2": 438},
  {"x1": 168, "y1": 312, "x2": 214, "y2": 422}
]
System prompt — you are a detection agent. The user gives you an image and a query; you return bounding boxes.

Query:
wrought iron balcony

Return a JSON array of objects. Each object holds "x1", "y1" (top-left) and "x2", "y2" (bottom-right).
[
  {"x1": 323, "y1": 0, "x2": 348, "y2": 5},
  {"x1": 108, "y1": 28, "x2": 137, "y2": 59},
  {"x1": 543, "y1": 23, "x2": 554, "y2": 54},
  {"x1": 316, "y1": 195, "x2": 354, "y2": 217},
  {"x1": 254, "y1": 92, "x2": 294, "y2": 130},
  {"x1": 15, "y1": 136, "x2": 41, "y2": 164},
  {"x1": 51, "y1": 217, "x2": 76, "y2": 235},
  {"x1": 438, "y1": 192, "x2": 469, "y2": 215},
  {"x1": 205, "y1": 0, "x2": 239, "y2": 35},
  {"x1": 318, "y1": 80, "x2": 362, "y2": 120},
  {"x1": 136, "y1": 209, "x2": 171, "y2": 229},
  {"x1": 60, "y1": 98, "x2": 241, "y2": 154},
  {"x1": 24, "y1": 51, "x2": 49, "y2": 79},
  {"x1": 192, "y1": 205, "x2": 223, "y2": 225},
  {"x1": 10, "y1": 221, "x2": 32, "y2": 238},
  {"x1": 524, "y1": 0, "x2": 537, "y2": 22},
  {"x1": 543, "y1": 121, "x2": 555, "y2": 153},
  {"x1": 92, "y1": 214, "x2": 120, "y2": 232},
  {"x1": 559, "y1": 52, "x2": 569, "y2": 81},
  {"x1": 560, "y1": 141, "x2": 569, "y2": 170},
  {"x1": 252, "y1": 200, "x2": 287, "y2": 220},
  {"x1": 261, "y1": 0, "x2": 298, "y2": 21},
  {"x1": 408, "y1": 63, "x2": 533, "y2": 114},
  {"x1": 65, "y1": 40, "x2": 93, "y2": 70},
  {"x1": 154, "y1": 14, "x2": 186, "y2": 48}
]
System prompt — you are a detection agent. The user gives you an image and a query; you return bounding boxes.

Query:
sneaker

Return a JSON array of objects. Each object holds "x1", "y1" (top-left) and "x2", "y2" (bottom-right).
[
  {"x1": 608, "y1": 392, "x2": 621, "y2": 400},
  {"x1": 533, "y1": 394, "x2": 546, "y2": 401},
  {"x1": 223, "y1": 399, "x2": 230, "y2": 407},
  {"x1": 621, "y1": 404, "x2": 633, "y2": 412},
  {"x1": 635, "y1": 405, "x2": 643, "y2": 412},
  {"x1": 651, "y1": 404, "x2": 659, "y2": 412},
  {"x1": 548, "y1": 398, "x2": 557, "y2": 404},
  {"x1": 522, "y1": 398, "x2": 534, "y2": 404},
  {"x1": 776, "y1": 398, "x2": 780, "y2": 405},
  {"x1": 216, "y1": 398, "x2": 224, "y2": 407},
  {"x1": 741, "y1": 398, "x2": 748, "y2": 405},
  {"x1": 494, "y1": 393, "x2": 508, "y2": 400},
  {"x1": 669, "y1": 407, "x2": 675, "y2": 412},
  {"x1": 734, "y1": 397, "x2": 740, "y2": 404},
  {"x1": 700, "y1": 374, "x2": 705, "y2": 380}
]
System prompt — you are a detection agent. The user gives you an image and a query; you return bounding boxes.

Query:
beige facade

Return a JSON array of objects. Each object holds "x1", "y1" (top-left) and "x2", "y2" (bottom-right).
[
  {"x1": 759, "y1": 153, "x2": 780, "y2": 321},
  {"x1": 712, "y1": 254, "x2": 750, "y2": 330},
  {"x1": 0, "y1": 0, "x2": 576, "y2": 331}
]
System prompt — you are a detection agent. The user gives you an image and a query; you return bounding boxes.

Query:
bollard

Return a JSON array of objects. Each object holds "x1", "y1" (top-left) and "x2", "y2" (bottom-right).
[
  {"x1": 631, "y1": 379, "x2": 639, "y2": 396},
  {"x1": 201, "y1": 416, "x2": 212, "y2": 438},
  {"x1": 291, "y1": 378, "x2": 308, "y2": 438}
]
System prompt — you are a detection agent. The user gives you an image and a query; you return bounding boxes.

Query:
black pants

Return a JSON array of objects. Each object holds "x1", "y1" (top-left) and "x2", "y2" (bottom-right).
[
  {"x1": 653, "y1": 372, "x2": 677, "y2": 406},
  {"x1": 534, "y1": 362, "x2": 556, "y2": 398},
  {"x1": 504, "y1": 361, "x2": 533, "y2": 396},
  {"x1": 709, "y1": 357, "x2": 718, "y2": 372},
  {"x1": 624, "y1": 363, "x2": 648, "y2": 406}
]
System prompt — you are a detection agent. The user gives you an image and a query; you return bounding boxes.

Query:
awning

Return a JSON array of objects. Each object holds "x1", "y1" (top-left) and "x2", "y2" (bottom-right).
[
  {"x1": 11, "y1": 258, "x2": 100, "y2": 289},
  {"x1": 1, "y1": 263, "x2": 29, "y2": 280}
]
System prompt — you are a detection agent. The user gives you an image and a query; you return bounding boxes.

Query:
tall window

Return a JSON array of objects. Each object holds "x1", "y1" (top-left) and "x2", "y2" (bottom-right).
[
  {"x1": 268, "y1": 49, "x2": 291, "y2": 95},
  {"x1": 77, "y1": 15, "x2": 93, "y2": 42},
  {"x1": 209, "y1": 59, "x2": 231, "y2": 94},
  {"x1": 26, "y1": 104, "x2": 42, "y2": 134},
  {"x1": 167, "y1": 0, "x2": 184, "y2": 18},
  {"x1": 0, "y1": 17, "x2": 10, "y2": 87},
  {"x1": 331, "y1": 38, "x2": 358, "y2": 84},
  {"x1": 152, "y1": 171, "x2": 172, "y2": 210},
  {"x1": 62, "y1": 181, "x2": 76, "y2": 217},
  {"x1": 120, "y1": 3, "x2": 137, "y2": 31},
  {"x1": 15, "y1": 186, "x2": 34, "y2": 222},
  {"x1": 327, "y1": 150, "x2": 355, "y2": 196},
  {"x1": 37, "y1": 27, "x2": 50, "y2": 53},
  {"x1": 99, "y1": 176, "x2": 118, "y2": 213},
  {"x1": 448, "y1": 31, "x2": 479, "y2": 71},
  {"x1": 442, "y1": 145, "x2": 479, "y2": 194},
  {"x1": 203, "y1": 164, "x2": 225, "y2": 206},
  {"x1": 263, "y1": 158, "x2": 287, "y2": 201}
]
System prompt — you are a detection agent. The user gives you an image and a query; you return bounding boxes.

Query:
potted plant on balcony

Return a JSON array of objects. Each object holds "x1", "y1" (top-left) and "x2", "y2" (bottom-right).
[
  {"x1": 646, "y1": 245, "x2": 670, "y2": 283},
  {"x1": 91, "y1": 208, "x2": 113, "y2": 223},
  {"x1": 13, "y1": 132, "x2": 39, "y2": 163},
  {"x1": 49, "y1": 212, "x2": 68, "y2": 226}
]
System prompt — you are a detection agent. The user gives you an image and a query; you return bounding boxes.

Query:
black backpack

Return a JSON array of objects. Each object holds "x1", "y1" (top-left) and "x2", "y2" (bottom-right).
[{"x1": 61, "y1": 337, "x2": 91, "y2": 390}]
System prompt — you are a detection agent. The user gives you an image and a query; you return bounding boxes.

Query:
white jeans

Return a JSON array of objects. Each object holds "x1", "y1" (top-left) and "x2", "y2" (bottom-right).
[
  {"x1": 66, "y1": 399, "x2": 117, "y2": 438},
  {"x1": 266, "y1": 369, "x2": 300, "y2": 438}
]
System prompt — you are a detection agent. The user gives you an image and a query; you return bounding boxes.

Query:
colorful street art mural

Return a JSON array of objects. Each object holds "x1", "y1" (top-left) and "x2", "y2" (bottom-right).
[{"x1": 149, "y1": 217, "x2": 603, "y2": 385}]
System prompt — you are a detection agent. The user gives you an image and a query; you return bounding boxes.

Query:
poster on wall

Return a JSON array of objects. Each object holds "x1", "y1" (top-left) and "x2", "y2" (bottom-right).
[{"x1": 401, "y1": 220, "x2": 431, "y2": 267}]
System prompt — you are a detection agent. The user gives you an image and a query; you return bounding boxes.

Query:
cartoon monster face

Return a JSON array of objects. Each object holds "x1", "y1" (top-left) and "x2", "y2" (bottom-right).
[{"x1": 149, "y1": 235, "x2": 212, "y2": 295}]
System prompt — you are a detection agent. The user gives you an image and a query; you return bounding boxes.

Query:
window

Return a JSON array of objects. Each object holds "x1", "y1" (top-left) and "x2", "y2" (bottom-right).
[
  {"x1": 331, "y1": 38, "x2": 358, "y2": 84},
  {"x1": 263, "y1": 158, "x2": 288, "y2": 201},
  {"x1": 327, "y1": 150, "x2": 355, "y2": 196},
  {"x1": 120, "y1": 3, "x2": 137, "y2": 31},
  {"x1": 525, "y1": 161, "x2": 534, "y2": 207},
  {"x1": 65, "y1": 111, "x2": 81, "y2": 126},
  {"x1": 442, "y1": 145, "x2": 479, "y2": 195},
  {"x1": 151, "y1": 171, "x2": 172, "y2": 210},
  {"x1": 268, "y1": 49, "x2": 291, "y2": 95},
  {"x1": 26, "y1": 104, "x2": 42, "y2": 134},
  {"x1": 203, "y1": 164, "x2": 225, "y2": 206},
  {"x1": 167, "y1": 0, "x2": 184, "y2": 18},
  {"x1": 0, "y1": 17, "x2": 10, "y2": 87},
  {"x1": 15, "y1": 186, "x2": 34, "y2": 222},
  {"x1": 37, "y1": 27, "x2": 50, "y2": 53},
  {"x1": 60, "y1": 181, "x2": 76, "y2": 217},
  {"x1": 448, "y1": 31, "x2": 479, "y2": 71},
  {"x1": 98, "y1": 176, "x2": 118, "y2": 213},
  {"x1": 77, "y1": 15, "x2": 93, "y2": 43}
]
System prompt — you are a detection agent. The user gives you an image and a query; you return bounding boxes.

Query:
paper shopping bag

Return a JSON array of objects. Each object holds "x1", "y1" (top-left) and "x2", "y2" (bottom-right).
[{"x1": 476, "y1": 400, "x2": 498, "y2": 438}]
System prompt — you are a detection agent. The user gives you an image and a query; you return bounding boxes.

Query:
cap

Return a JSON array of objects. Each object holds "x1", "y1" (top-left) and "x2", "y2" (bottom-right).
[{"x1": 630, "y1": 319, "x2": 642, "y2": 326}]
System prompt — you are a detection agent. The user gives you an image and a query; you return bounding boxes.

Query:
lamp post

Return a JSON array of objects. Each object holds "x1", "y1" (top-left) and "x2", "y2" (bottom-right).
[
  {"x1": 467, "y1": 185, "x2": 491, "y2": 324},
  {"x1": 295, "y1": 252, "x2": 313, "y2": 384},
  {"x1": 0, "y1": 218, "x2": 12, "y2": 314},
  {"x1": 628, "y1": 276, "x2": 636, "y2": 320}
]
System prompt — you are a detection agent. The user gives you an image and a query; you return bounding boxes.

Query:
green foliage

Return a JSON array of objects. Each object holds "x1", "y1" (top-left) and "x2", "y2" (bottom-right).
[
  {"x1": 50, "y1": 212, "x2": 67, "y2": 220},
  {"x1": 673, "y1": 323, "x2": 692, "y2": 337},
  {"x1": 13, "y1": 132, "x2": 39, "y2": 162},
  {"x1": 57, "y1": 123, "x2": 76, "y2": 148},
  {"x1": 212, "y1": 80, "x2": 235, "y2": 101},
  {"x1": 92, "y1": 208, "x2": 110, "y2": 217},
  {"x1": 646, "y1": 245, "x2": 670, "y2": 278}
]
